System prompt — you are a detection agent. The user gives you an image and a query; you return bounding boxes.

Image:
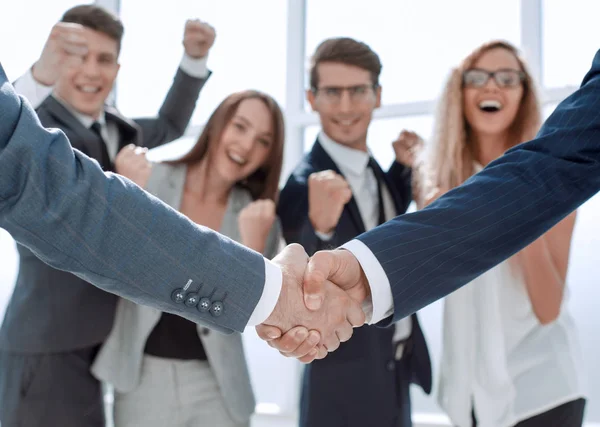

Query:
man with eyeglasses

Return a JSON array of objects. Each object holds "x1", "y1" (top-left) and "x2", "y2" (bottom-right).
[{"x1": 276, "y1": 37, "x2": 432, "y2": 427}]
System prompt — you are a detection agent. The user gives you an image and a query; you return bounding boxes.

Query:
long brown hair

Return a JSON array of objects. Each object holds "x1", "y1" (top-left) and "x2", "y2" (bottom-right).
[
  {"x1": 168, "y1": 90, "x2": 285, "y2": 202},
  {"x1": 418, "y1": 40, "x2": 542, "y2": 206}
]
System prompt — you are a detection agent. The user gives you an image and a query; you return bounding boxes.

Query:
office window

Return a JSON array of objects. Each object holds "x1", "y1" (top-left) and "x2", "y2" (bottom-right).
[
  {"x1": 304, "y1": 114, "x2": 434, "y2": 169},
  {"x1": 304, "y1": 0, "x2": 520, "y2": 107},
  {"x1": 0, "y1": 0, "x2": 83, "y2": 81},
  {"x1": 542, "y1": 0, "x2": 600, "y2": 89},
  {"x1": 117, "y1": 0, "x2": 287, "y2": 127}
]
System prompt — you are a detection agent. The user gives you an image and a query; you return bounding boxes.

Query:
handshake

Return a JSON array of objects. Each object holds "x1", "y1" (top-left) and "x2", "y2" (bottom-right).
[{"x1": 255, "y1": 244, "x2": 370, "y2": 364}]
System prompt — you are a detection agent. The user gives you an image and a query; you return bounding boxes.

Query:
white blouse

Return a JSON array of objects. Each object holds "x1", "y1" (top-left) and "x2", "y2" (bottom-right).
[{"x1": 437, "y1": 258, "x2": 586, "y2": 427}]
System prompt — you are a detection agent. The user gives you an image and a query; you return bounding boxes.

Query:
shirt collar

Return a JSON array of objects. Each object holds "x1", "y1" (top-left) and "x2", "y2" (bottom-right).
[
  {"x1": 318, "y1": 130, "x2": 371, "y2": 176},
  {"x1": 52, "y1": 93, "x2": 107, "y2": 129}
]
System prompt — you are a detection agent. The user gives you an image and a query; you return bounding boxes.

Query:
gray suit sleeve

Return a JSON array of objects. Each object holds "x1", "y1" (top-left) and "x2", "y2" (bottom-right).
[
  {"x1": 134, "y1": 68, "x2": 211, "y2": 149},
  {"x1": 0, "y1": 67, "x2": 265, "y2": 334}
]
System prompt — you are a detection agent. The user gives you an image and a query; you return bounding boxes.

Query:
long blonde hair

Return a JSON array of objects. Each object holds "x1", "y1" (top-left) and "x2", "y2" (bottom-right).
[{"x1": 417, "y1": 40, "x2": 542, "y2": 206}]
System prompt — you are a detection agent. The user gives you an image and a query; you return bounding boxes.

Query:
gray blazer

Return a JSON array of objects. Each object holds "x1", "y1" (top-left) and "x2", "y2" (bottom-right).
[
  {"x1": 92, "y1": 163, "x2": 282, "y2": 423},
  {"x1": 0, "y1": 68, "x2": 210, "y2": 353},
  {"x1": 1, "y1": 64, "x2": 277, "y2": 340}
]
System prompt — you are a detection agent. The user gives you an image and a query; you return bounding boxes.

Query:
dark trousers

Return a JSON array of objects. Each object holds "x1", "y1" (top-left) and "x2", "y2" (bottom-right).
[
  {"x1": 0, "y1": 346, "x2": 104, "y2": 427},
  {"x1": 470, "y1": 398, "x2": 586, "y2": 427}
]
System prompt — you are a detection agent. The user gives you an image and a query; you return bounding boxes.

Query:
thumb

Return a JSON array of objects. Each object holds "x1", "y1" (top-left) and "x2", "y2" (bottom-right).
[{"x1": 303, "y1": 251, "x2": 338, "y2": 311}]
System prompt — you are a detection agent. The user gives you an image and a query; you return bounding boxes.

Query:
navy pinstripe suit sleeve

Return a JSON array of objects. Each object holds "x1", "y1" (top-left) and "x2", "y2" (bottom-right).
[{"x1": 357, "y1": 49, "x2": 600, "y2": 324}]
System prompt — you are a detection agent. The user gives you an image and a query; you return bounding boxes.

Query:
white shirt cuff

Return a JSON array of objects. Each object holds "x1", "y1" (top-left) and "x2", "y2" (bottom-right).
[
  {"x1": 314, "y1": 230, "x2": 334, "y2": 241},
  {"x1": 341, "y1": 239, "x2": 394, "y2": 324},
  {"x1": 13, "y1": 68, "x2": 53, "y2": 110},
  {"x1": 179, "y1": 54, "x2": 210, "y2": 79},
  {"x1": 246, "y1": 257, "x2": 283, "y2": 326}
]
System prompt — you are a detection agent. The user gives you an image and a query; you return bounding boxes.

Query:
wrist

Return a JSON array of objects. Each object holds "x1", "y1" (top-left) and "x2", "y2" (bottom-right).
[
  {"x1": 309, "y1": 215, "x2": 334, "y2": 235},
  {"x1": 31, "y1": 63, "x2": 54, "y2": 86},
  {"x1": 242, "y1": 236, "x2": 267, "y2": 254}
]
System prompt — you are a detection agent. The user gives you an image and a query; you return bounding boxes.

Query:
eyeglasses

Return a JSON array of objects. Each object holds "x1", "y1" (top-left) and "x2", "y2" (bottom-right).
[
  {"x1": 313, "y1": 84, "x2": 377, "y2": 104},
  {"x1": 463, "y1": 68, "x2": 525, "y2": 88}
]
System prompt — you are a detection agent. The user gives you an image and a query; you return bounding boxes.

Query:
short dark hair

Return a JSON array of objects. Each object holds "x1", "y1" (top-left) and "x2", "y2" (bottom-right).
[
  {"x1": 309, "y1": 37, "x2": 382, "y2": 90},
  {"x1": 61, "y1": 4, "x2": 124, "y2": 52}
]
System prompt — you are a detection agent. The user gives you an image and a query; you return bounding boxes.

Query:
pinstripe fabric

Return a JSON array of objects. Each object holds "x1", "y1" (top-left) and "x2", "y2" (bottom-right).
[
  {"x1": 357, "y1": 49, "x2": 600, "y2": 324},
  {"x1": 0, "y1": 64, "x2": 266, "y2": 334}
]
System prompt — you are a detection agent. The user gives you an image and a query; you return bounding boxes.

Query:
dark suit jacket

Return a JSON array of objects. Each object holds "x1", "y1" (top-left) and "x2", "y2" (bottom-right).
[
  {"x1": 0, "y1": 68, "x2": 209, "y2": 353},
  {"x1": 277, "y1": 139, "x2": 432, "y2": 426}
]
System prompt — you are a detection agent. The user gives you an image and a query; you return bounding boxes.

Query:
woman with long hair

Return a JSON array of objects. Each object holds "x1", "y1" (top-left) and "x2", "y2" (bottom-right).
[
  {"x1": 416, "y1": 40, "x2": 586, "y2": 427},
  {"x1": 92, "y1": 90, "x2": 286, "y2": 426}
]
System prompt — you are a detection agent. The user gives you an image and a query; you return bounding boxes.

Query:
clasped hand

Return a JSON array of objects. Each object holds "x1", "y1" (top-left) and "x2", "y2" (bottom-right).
[{"x1": 256, "y1": 244, "x2": 370, "y2": 363}]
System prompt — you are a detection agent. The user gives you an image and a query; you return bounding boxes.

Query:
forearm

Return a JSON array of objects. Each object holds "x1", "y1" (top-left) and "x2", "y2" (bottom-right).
[
  {"x1": 243, "y1": 238, "x2": 267, "y2": 255},
  {"x1": 135, "y1": 61, "x2": 211, "y2": 149},
  {"x1": 517, "y1": 237, "x2": 565, "y2": 324}
]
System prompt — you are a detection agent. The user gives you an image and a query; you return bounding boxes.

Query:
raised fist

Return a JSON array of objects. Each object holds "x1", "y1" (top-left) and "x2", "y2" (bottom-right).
[
  {"x1": 183, "y1": 19, "x2": 216, "y2": 59},
  {"x1": 32, "y1": 22, "x2": 88, "y2": 86},
  {"x1": 392, "y1": 130, "x2": 424, "y2": 168},
  {"x1": 308, "y1": 170, "x2": 352, "y2": 235},
  {"x1": 238, "y1": 199, "x2": 277, "y2": 253},
  {"x1": 114, "y1": 144, "x2": 152, "y2": 188}
]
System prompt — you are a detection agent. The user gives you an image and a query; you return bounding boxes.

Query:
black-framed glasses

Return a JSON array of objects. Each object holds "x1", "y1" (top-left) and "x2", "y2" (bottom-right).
[
  {"x1": 463, "y1": 68, "x2": 526, "y2": 88},
  {"x1": 313, "y1": 84, "x2": 378, "y2": 104}
]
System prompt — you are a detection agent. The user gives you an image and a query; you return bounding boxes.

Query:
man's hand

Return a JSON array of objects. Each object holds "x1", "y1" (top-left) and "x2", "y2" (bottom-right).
[
  {"x1": 308, "y1": 170, "x2": 352, "y2": 235},
  {"x1": 32, "y1": 23, "x2": 88, "y2": 86},
  {"x1": 260, "y1": 244, "x2": 365, "y2": 354},
  {"x1": 183, "y1": 19, "x2": 216, "y2": 59},
  {"x1": 238, "y1": 199, "x2": 276, "y2": 253},
  {"x1": 303, "y1": 249, "x2": 370, "y2": 311},
  {"x1": 392, "y1": 130, "x2": 423, "y2": 168},
  {"x1": 114, "y1": 145, "x2": 152, "y2": 188}
]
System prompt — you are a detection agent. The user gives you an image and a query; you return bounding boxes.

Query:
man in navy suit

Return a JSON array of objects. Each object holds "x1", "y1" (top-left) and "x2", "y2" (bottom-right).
[{"x1": 277, "y1": 37, "x2": 431, "y2": 427}]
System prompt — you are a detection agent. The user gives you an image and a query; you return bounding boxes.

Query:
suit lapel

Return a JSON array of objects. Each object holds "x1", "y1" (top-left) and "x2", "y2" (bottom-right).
[
  {"x1": 43, "y1": 96, "x2": 105, "y2": 160},
  {"x1": 310, "y1": 139, "x2": 367, "y2": 234},
  {"x1": 105, "y1": 107, "x2": 142, "y2": 148}
]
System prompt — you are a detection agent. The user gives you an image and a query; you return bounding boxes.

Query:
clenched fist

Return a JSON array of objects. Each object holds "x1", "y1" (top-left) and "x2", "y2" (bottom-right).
[
  {"x1": 114, "y1": 144, "x2": 152, "y2": 188},
  {"x1": 238, "y1": 199, "x2": 277, "y2": 253},
  {"x1": 392, "y1": 130, "x2": 424, "y2": 168},
  {"x1": 308, "y1": 170, "x2": 352, "y2": 235},
  {"x1": 32, "y1": 22, "x2": 88, "y2": 86},
  {"x1": 183, "y1": 19, "x2": 216, "y2": 59}
]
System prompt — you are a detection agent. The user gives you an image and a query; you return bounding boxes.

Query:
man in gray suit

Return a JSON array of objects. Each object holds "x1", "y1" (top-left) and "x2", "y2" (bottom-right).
[{"x1": 0, "y1": 5, "x2": 215, "y2": 426}]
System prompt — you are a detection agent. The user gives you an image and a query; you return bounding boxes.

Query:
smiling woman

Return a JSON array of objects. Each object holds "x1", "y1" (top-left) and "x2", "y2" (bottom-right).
[
  {"x1": 88, "y1": 89, "x2": 287, "y2": 427},
  {"x1": 415, "y1": 40, "x2": 587, "y2": 427}
]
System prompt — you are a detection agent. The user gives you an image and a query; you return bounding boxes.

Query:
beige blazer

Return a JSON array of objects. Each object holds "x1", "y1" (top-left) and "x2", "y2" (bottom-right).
[{"x1": 91, "y1": 162, "x2": 282, "y2": 424}]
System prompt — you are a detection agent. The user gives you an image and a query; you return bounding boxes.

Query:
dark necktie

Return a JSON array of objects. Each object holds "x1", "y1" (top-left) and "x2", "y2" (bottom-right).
[
  {"x1": 367, "y1": 157, "x2": 386, "y2": 226},
  {"x1": 90, "y1": 121, "x2": 113, "y2": 172}
]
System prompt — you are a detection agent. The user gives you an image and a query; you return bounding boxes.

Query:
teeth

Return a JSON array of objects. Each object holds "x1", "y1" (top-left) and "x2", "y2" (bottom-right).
[
  {"x1": 479, "y1": 100, "x2": 502, "y2": 111},
  {"x1": 80, "y1": 86, "x2": 100, "y2": 94},
  {"x1": 228, "y1": 152, "x2": 246, "y2": 165}
]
